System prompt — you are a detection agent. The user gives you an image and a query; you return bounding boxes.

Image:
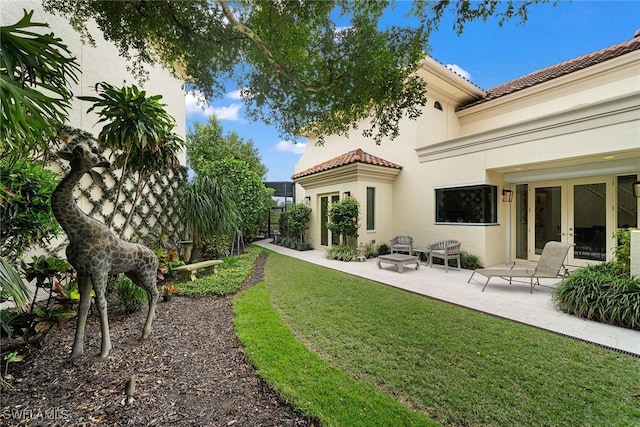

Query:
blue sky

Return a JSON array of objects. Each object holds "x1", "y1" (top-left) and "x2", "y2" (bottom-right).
[{"x1": 185, "y1": 1, "x2": 640, "y2": 182}]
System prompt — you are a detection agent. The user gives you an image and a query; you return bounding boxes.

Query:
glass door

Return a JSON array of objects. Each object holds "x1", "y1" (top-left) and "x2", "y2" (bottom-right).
[
  {"x1": 525, "y1": 177, "x2": 612, "y2": 265},
  {"x1": 320, "y1": 194, "x2": 340, "y2": 247},
  {"x1": 532, "y1": 184, "x2": 563, "y2": 257},
  {"x1": 569, "y1": 178, "x2": 609, "y2": 264}
]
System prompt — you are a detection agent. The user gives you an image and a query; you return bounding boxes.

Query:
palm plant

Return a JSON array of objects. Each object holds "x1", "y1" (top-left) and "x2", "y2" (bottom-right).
[
  {"x1": 0, "y1": 258, "x2": 31, "y2": 311},
  {"x1": 178, "y1": 176, "x2": 238, "y2": 262},
  {"x1": 78, "y1": 82, "x2": 182, "y2": 231},
  {"x1": 0, "y1": 10, "x2": 79, "y2": 167}
]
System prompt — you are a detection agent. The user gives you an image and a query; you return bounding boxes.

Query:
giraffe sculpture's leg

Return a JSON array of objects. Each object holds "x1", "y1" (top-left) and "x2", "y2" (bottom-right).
[
  {"x1": 92, "y1": 273, "x2": 112, "y2": 357},
  {"x1": 142, "y1": 279, "x2": 159, "y2": 339},
  {"x1": 69, "y1": 275, "x2": 92, "y2": 359},
  {"x1": 127, "y1": 269, "x2": 159, "y2": 339}
]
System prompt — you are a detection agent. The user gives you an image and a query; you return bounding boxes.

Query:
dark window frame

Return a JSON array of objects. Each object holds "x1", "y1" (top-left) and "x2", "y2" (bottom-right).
[
  {"x1": 435, "y1": 184, "x2": 498, "y2": 225},
  {"x1": 366, "y1": 187, "x2": 375, "y2": 230}
]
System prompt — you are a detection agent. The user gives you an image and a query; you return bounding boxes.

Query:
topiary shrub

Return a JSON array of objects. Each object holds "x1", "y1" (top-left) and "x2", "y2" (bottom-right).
[
  {"x1": 553, "y1": 262, "x2": 640, "y2": 330},
  {"x1": 117, "y1": 277, "x2": 147, "y2": 314}
]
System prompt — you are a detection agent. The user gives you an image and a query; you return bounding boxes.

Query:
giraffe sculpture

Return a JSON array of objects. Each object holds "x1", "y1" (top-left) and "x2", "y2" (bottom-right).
[{"x1": 51, "y1": 145, "x2": 159, "y2": 359}]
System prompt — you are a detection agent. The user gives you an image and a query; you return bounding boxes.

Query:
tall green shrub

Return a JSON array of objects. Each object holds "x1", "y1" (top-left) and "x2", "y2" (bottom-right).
[
  {"x1": 0, "y1": 159, "x2": 61, "y2": 262},
  {"x1": 327, "y1": 197, "x2": 360, "y2": 246},
  {"x1": 613, "y1": 228, "x2": 634, "y2": 275},
  {"x1": 285, "y1": 203, "x2": 312, "y2": 242}
]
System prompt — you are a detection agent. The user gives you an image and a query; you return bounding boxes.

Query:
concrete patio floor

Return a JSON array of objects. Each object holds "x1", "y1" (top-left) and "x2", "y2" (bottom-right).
[{"x1": 254, "y1": 239, "x2": 640, "y2": 357}]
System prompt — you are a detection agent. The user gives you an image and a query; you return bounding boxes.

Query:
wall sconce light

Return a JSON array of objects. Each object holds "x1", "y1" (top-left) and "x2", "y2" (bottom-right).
[
  {"x1": 343, "y1": 191, "x2": 351, "y2": 199},
  {"x1": 502, "y1": 189, "x2": 513, "y2": 203},
  {"x1": 304, "y1": 196, "x2": 311, "y2": 205},
  {"x1": 633, "y1": 181, "x2": 640, "y2": 198}
]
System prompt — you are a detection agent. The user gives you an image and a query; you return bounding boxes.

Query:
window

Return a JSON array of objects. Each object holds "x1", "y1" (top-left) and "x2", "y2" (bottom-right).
[
  {"x1": 435, "y1": 185, "x2": 498, "y2": 224},
  {"x1": 366, "y1": 187, "x2": 375, "y2": 230}
]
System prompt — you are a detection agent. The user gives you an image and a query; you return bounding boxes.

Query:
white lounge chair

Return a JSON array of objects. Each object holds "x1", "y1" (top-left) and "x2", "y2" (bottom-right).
[{"x1": 468, "y1": 241, "x2": 573, "y2": 293}]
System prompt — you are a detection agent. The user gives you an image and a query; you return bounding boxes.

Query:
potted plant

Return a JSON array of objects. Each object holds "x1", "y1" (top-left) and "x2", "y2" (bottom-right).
[{"x1": 160, "y1": 284, "x2": 178, "y2": 302}]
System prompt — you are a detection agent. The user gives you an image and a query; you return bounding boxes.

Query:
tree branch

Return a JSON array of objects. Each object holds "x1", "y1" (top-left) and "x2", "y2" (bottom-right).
[{"x1": 217, "y1": 0, "x2": 337, "y2": 92}]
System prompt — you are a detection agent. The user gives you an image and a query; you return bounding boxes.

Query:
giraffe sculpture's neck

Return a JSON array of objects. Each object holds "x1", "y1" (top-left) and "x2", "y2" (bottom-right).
[{"x1": 51, "y1": 168, "x2": 97, "y2": 242}]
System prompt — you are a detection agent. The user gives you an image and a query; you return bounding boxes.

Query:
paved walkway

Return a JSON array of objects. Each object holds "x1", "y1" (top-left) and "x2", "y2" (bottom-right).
[{"x1": 254, "y1": 239, "x2": 640, "y2": 357}]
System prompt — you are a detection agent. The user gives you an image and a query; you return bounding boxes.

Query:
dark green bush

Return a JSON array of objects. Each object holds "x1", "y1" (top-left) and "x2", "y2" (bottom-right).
[
  {"x1": 460, "y1": 251, "x2": 481, "y2": 269},
  {"x1": 553, "y1": 262, "x2": 640, "y2": 330},
  {"x1": 377, "y1": 243, "x2": 390, "y2": 256},
  {"x1": 117, "y1": 277, "x2": 147, "y2": 314}
]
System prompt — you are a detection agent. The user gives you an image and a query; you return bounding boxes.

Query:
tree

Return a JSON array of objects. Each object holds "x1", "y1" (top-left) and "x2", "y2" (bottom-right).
[
  {"x1": 1, "y1": 9, "x2": 80, "y2": 167},
  {"x1": 285, "y1": 203, "x2": 312, "y2": 243},
  {"x1": 327, "y1": 197, "x2": 360, "y2": 246},
  {"x1": 187, "y1": 115, "x2": 267, "y2": 178},
  {"x1": 43, "y1": 0, "x2": 550, "y2": 144},
  {"x1": 78, "y1": 82, "x2": 184, "y2": 233},
  {"x1": 205, "y1": 158, "x2": 274, "y2": 241}
]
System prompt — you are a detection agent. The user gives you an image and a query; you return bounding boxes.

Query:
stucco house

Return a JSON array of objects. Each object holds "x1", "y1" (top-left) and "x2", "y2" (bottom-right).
[{"x1": 293, "y1": 31, "x2": 640, "y2": 269}]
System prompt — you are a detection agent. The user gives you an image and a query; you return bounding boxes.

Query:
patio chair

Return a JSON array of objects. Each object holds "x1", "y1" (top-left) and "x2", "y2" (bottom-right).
[
  {"x1": 468, "y1": 241, "x2": 573, "y2": 293},
  {"x1": 390, "y1": 235, "x2": 413, "y2": 254},
  {"x1": 429, "y1": 240, "x2": 461, "y2": 272}
]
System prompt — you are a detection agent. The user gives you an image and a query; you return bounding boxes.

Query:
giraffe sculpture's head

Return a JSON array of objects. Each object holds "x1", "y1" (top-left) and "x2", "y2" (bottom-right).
[
  {"x1": 58, "y1": 145, "x2": 110, "y2": 172},
  {"x1": 57, "y1": 145, "x2": 110, "y2": 186}
]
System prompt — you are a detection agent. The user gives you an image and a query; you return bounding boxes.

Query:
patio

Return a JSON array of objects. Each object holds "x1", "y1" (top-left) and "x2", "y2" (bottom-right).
[{"x1": 254, "y1": 239, "x2": 640, "y2": 357}]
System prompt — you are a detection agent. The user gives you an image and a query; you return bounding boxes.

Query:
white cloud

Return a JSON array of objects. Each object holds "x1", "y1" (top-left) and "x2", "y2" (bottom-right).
[
  {"x1": 185, "y1": 91, "x2": 215, "y2": 117},
  {"x1": 185, "y1": 90, "x2": 243, "y2": 121},
  {"x1": 445, "y1": 64, "x2": 471, "y2": 81},
  {"x1": 226, "y1": 89, "x2": 243, "y2": 100},
  {"x1": 274, "y1": 140, "x2": 306, "y2": 154},
  {"x1": 212, "y1": 103, "x2": 243, "y2": 121}
]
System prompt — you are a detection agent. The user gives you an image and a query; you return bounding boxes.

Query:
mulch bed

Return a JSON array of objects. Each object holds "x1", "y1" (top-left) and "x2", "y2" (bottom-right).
[{"x1": 1, "y1": 253, "x2": 317, "y2": 426}]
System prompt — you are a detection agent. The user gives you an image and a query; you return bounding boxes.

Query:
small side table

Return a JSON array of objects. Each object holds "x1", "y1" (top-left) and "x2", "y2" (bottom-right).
[
  {"x1": 412, "y1": 248, "x2": 430, "y2": 265},
  {"x1": 357, "y1": 246, "x2": 367, "y2": 262}
]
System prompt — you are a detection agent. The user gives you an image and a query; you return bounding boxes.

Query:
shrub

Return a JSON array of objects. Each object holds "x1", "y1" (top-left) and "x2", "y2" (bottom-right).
[
  {"x1": 286, "y1": 203, "x2": 312, "y2": 242},
  {"x1": 326, "y1": 198, "x2": 360, "y2": 245},
  {"x1": 377, "y1": 243, "x2": 390, "y2": 256},
  {"x1": 553, "y1": 262, "x2": 640, "y2": 330},
  {"x1": 363, "y1": 242, "x2": 378, "y2": 258},
  {"x1": 117, "y1": 277, "x2": 147, "y2": 314},
  {"x1": 326, "y1": 245, "x2": 357, "y2": 262},
  {"x1": 460, "y1": 251, "x2": 481, "y2": 270},
  {"x1": 0, "y1": 159, "x2": 61, "y2": 262},
  {"x1": 613, "y1": 228, "x2": 634, "y2": 274}
]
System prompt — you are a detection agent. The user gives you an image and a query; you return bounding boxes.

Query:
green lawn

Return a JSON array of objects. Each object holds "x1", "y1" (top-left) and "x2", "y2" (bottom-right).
[{"x1": 234, "y1": 250, "x2": 640, "y2": 426}]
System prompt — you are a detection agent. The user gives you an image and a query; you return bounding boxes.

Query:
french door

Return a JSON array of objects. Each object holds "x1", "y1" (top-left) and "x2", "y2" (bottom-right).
[
  {"x1": 525, "y1": 177, "x2": 612, "y2": 266},
  {"x1": 320, "y1": 194, "x2": 340, "y2": 247}
]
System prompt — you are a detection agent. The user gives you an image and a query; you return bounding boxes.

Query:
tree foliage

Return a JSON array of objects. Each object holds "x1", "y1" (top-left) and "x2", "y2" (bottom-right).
[
  {"x1": 187, "y1": 115, "x2": 267, "y2": 178},
  {"x1": 0, "y1": 158, "x2": 61, "y2": 262},
  {"x1": 1, "y1": 10, "x2": 80, "y2": 167},
  {"x1": 43, "y1": 0, "x2": 551, "y2": 144},
  {"x1": 327, "y1": 197, "x2": 360, "y2": 246},
  {"x1": 205, "y1": 158, "x2": 274, "y2": 241}
]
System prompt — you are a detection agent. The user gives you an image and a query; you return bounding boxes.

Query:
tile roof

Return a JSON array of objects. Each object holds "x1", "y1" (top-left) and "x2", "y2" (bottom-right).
[
  {"x1": 291, "y1": 148, "x2": 403, "y2": 179},
  {"x1": 458, "y1": 32, "x2": 640, "y2": 111}
]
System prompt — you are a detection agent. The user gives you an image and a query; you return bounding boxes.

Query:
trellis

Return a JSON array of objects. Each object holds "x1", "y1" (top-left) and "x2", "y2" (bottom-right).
[{"x1": 47, "y1": 128, "x2": 187, "y2": 255}]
